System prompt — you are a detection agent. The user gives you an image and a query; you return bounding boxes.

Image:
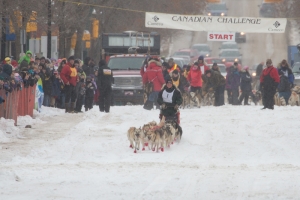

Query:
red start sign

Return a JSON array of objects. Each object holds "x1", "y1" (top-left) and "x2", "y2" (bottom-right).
[{"x1": 207, "y1": 32, "x2": 236, "y2": 42}]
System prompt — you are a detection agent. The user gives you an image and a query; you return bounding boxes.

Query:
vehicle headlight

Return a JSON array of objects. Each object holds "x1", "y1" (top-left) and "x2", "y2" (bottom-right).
[
  {"x1": 222, "y1": 59, "x2": 226, "y2": 62},
  {"x1": 240, "y1": 32, "x2": 245, "y2": 35},
  {"x1": 252, "y1": 72, "x2": 256, "y2": 77},
  {"x1": 221, "y1": 13, "x2": 224, "y2": 16},
  {"x1": 206, "y1": 54, "x2": 209, "y2": 57},
  {"x1": 234, "y1": 58, "x2": 238, "y2": 62},
  {"x1": 208, "y1": 13, "x2": 211, "y2": 16}
]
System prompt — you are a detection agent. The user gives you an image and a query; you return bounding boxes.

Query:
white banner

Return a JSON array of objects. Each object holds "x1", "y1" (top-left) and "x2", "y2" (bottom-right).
[
  {"x1": 207, "y1": 32, "x2": 236, "y2": 41},
  {"x1": 145, "y1": 12, "x2": 287, "y2": 33}
]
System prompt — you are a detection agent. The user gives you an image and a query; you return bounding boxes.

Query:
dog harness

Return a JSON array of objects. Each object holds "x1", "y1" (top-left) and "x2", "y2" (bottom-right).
[{"x1": 162, "y1": 89, "x2": 175, "y2": 103}]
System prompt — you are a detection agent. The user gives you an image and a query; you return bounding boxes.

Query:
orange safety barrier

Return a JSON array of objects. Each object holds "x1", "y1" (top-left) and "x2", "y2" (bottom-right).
[
  {"x1": 17, "y1": 85, "x2": 36, "y2": 118},
  {"x1": 0, "y1": 89, "x2": 19, "y2": 126},
  {"x1": 0, "y1": 84, "x2": 36, "y2": 126}
]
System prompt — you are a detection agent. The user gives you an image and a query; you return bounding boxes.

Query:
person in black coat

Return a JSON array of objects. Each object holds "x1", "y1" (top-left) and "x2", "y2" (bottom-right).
[
  {"x1": 85, "y1": 76, "x2": 95, "y2": 111},
  {"x1": 40, "y1": 67, "x2": 53, "y2": 107},
  {"x1": 97, "y1": 60, "x2": 113, "y2": 113},
  {"x1": 238, "y1": 66, "x2": 257, "y2": 105},
  {"x1": 157, "y1": 76, "x2": 183, "y2": 122},
  {"x1": 82, "y1": 57, "x2": 95, "y2": 76},
  {"x1": 74, "y1": 74, "x2": 86, "y2": 113},
  {"x1": 256, "y1": 62, "x2": 264, "y2": 79}
]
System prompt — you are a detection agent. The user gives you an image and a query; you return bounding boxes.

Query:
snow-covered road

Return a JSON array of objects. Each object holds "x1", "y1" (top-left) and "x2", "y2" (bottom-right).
[{"x1": 1, "y1": 105, "x2": 300, "y2": 199}]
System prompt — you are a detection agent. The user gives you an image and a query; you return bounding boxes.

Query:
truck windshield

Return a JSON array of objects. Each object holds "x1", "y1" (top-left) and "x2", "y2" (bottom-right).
[{"x1": 108, "y1": 57, "x2": 146, "y2": 70}]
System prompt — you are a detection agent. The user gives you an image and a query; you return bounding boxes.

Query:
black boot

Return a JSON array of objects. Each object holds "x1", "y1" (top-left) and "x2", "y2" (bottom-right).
[
  {"x1": 65, "y1": 103, "x2": 70, "y2": 113},
  {"x1": 99, "y1": 104, "x2": 104, "y2": 112},
  {"x1": 70, "y1": 102, "x2": 75, "y2": 113},
  {"x1": 143, "y1": 100, "x2": 153, "y2": 110}
]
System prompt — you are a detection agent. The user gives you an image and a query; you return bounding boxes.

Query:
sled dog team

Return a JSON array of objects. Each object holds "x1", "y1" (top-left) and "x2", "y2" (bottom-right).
[{"x1": 127, "y1": 117, "x2": 183, "y2": 153}]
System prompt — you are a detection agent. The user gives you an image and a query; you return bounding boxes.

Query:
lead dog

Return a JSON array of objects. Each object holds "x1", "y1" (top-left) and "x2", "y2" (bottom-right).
[{"x1": 127, "y1": 127, "x2": 144, "y2": 153}]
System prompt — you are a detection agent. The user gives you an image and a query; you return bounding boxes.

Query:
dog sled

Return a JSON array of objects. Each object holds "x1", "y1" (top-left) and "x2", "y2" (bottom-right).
[{"x1": 128, "y1": 113, "x2": 183, "y2": 153}]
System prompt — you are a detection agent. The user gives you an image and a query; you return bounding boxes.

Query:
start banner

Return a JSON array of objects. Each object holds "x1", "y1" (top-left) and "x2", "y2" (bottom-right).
[
  {"x1": 145, "y1": 12, "x2": 287, "y2": 33},
  {"x1": 207, "y1": 32, "x2": 235, "y2": 41}
]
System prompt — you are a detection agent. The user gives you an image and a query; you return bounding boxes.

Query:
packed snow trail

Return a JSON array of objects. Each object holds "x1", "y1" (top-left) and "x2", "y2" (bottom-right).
[{"x1": 1, "y1": 106, "x2": 300, "y2": 199}]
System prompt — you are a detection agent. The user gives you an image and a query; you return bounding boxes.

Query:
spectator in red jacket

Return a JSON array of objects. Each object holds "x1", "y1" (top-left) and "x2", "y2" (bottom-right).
[
  {"x1": 142, "y1": 58, "x2": 165, "y2": 110},
  {"x1": 187, "y1": 63, "x2": 202, "y2": 95},
  {"x1": 260, "y1": 59, "x2": 280, "y2": 110},
  {"x1": 60, "y1": 56, "x2": 77, "y2": 113}
]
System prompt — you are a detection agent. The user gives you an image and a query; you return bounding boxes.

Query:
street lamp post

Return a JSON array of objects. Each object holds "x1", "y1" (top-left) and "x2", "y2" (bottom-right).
[{"x1": 47, "y1": 0, "x2": 52, "y2": 58}]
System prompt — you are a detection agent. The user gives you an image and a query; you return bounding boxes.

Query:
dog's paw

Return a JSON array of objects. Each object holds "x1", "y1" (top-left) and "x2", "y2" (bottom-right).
[
  {"x1": 142, "y1": 148, "x2": 145, "y2": 151},
  {"x1": 161, "y1": 147, "x2": 164, "y2": 152},
  {"x1": 152, "y1": 148, "x2": 155, "y2": 151},
  {"x1": 129, "y1": 145, "x2": 133, "y2": 148},
  {"x1": 134, "y1": 150, "x2": 137, "y2": 153}
]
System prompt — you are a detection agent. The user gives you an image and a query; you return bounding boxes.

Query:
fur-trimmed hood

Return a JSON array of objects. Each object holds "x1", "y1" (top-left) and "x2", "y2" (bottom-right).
[{"x1": 148, "y1": 59, "x2": 162, "y2": 67}]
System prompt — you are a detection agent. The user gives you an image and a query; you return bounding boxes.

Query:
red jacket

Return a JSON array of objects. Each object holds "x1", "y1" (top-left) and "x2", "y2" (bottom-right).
[
  {"x1": 142, "y1": 60, "x2": 165, "y2": 91},
  {"x1": 60, "y1": 63, "x2": 78, "y2": 86},
  {"x1": 187, "y1": 65, "x2": 202, "y2": 87},
  {"x1": 260, "y1": 66, "x2": 280, "y2": 84}
]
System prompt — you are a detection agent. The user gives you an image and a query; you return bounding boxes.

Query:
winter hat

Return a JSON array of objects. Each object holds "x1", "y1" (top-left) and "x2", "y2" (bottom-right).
[
  {"x1": 74, "y1": 59, "x2": 80, "y2": 64},
  {"x1": 233, "y1": 62, "x2": 239, "y2": 66},
  {"x1": 168, "y1": 58, "x2": 174, "y2": 63},
  {"x1": 205, "y1": 69, "x2": 212, "y2": 75},
  {"x1": 45, "y1": 58, "x2": 51, "y2": 64},
  {"x1": 165, "y1": 75, "x2": 172, "y2": 84},
  {"x1": 198, "y1": 55, "x2": 204, "y2": 61},
  {"x1": 68, "y1": 56, "x2": 75, "y2": 61},
  {"x1": 5, "y1": 57, "x2": 11, "y2": 62},
  {"x1": 266, "y1": 59, "x2": 272, "y2": 65},
  {"x1": 243, "y1": 66, "x2": 249, "y2": 70},
  {"x1": 212, "y1": 62, "x2": 218, "y2": 67},
  {"x1": 11, "y1": 60, "x2": 18, "y2": 68},
  {"x1": 86, "y1": 76, "x2": 92, "y2": 80}
]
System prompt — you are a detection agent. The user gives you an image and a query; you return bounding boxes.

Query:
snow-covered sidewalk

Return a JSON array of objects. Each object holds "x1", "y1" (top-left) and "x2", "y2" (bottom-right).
[{"x1": 1, "y1": 105, "x2": 300, "y2": 199}]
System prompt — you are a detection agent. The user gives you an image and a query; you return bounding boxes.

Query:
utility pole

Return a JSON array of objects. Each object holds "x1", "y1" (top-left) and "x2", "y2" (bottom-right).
[
  {"x1": 47, "y1": 0, "x2": 52, "y2": 58},
  {"x1": 63, "y1": 1, "x2": 66, "y2": 58},
  {"x1": 0, "y1": 1, "x2": 6, "y2": 60}
]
